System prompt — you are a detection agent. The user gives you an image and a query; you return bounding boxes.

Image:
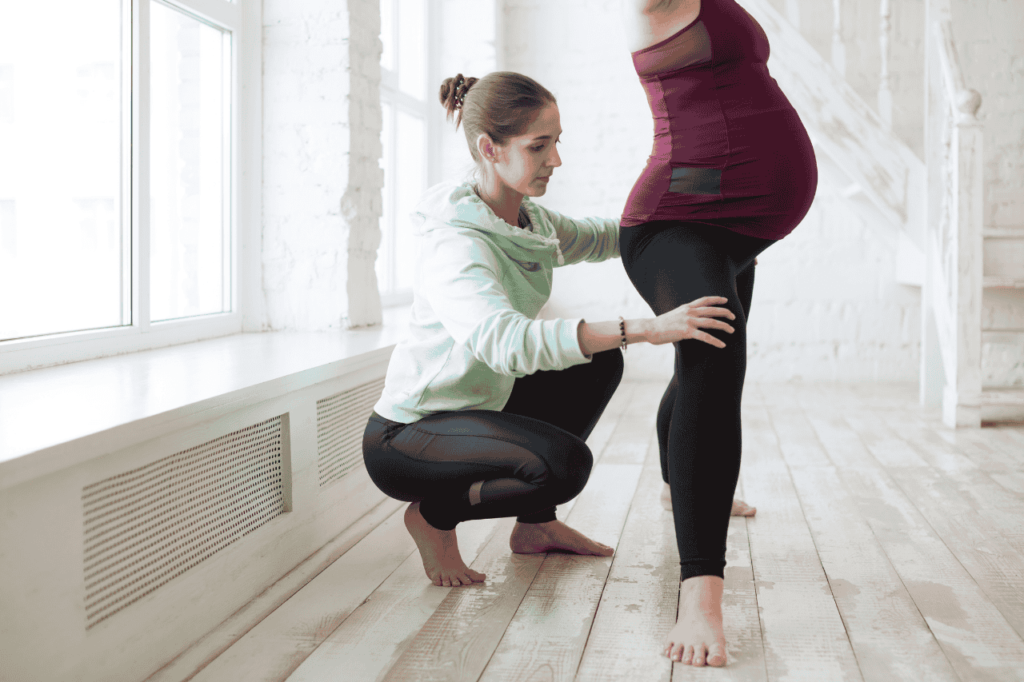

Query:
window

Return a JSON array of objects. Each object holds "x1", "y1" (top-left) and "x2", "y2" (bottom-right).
[
  {"x1": 378, "y1": 0, "x2": 435, "y2": 306},
  {"x1": 0, "y1": 0, "x2": 250, "y2": 373}
]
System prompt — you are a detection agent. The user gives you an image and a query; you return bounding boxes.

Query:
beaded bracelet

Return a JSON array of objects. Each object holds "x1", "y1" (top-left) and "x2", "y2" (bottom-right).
[{"x1": 618, "y1": 316, "x2": 628, "y2": 352}]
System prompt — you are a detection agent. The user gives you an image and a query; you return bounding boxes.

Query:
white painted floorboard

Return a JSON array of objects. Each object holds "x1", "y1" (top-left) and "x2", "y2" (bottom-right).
[{"x1": 184, "y1": 382, "x2": 1024, "y2": 682}]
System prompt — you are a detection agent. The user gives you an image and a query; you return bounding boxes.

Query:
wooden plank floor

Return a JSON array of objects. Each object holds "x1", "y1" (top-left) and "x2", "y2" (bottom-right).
[{"x1": 188, "y1": 382, "x2": 1024, "y2": 682}]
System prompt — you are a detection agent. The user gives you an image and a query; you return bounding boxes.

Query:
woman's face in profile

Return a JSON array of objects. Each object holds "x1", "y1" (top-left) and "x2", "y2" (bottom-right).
[{"x1": 491, "y1": 103, "x2": 563, "y2": 198}]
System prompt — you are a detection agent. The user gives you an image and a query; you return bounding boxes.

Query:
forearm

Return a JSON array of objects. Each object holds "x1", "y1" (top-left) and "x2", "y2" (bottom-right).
[{"x1": 577, "y1": 318, "x2": 651, "y2": 356}]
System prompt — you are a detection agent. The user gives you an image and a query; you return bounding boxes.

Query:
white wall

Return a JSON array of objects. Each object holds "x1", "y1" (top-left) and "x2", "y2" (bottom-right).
[
  {"x1": 262, "y1": 0, "x2": 383, "y2": 332},
  {"x1": 949, "y1": 0, "x2": 1023, "y2": 232},
  {"x1": 436, "y1": 0, "x2": 500, "y2": 184},
  {"x1": 952, "y1": 0, "x2": 1024, "y2": 388},
  {"x1": 502, "y1": 0, "x2": 921, "y2": 382}
]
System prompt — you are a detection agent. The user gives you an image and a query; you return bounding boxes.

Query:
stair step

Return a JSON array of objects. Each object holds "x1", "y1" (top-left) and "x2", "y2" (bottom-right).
[
  {"x1": 984, "y1": 276, "x2": 1024, "y2": 289},
  {"x1": 983, "y1": 227, "x2": 1024, "y2": 239},
  {"x1": 984, "y1": 228, "x2": 1024, "y2": 282},
  {"x1": 983, "y1": 388, "x2": 1024, "y2": 406},
  {"x1": 982, "y1": 388, "x2": 1024, "y2": 423}
]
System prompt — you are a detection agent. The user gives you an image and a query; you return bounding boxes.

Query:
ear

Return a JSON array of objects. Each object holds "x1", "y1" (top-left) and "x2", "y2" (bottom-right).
[{"x1": 475, "y1": 134, "x2": 498, "y2": 163}]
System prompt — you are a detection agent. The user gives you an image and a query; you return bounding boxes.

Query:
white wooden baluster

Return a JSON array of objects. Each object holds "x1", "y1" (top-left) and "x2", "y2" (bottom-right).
[
  {"x1": 924, "y1": 17, "x2": 984, "y2": 427},
  {"x1": 878, "y1": 0, "x2": 893, "y2": 128},
  {"x1": 831, "y1": 0, "x2": 845, "y2": 77}
]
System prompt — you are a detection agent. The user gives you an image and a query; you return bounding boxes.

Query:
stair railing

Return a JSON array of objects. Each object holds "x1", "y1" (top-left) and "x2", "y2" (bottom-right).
[{"x1": 921, "y1": 18, "x2": 984, "y2": 427}]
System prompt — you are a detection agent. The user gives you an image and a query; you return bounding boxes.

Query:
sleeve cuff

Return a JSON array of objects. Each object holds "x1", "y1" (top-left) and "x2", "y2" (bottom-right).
[{"x1": 564, "y1": 317, "x2": 592, "y2": 363}]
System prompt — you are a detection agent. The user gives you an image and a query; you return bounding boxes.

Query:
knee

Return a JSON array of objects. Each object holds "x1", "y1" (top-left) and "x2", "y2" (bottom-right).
[{"x1": 543, "y1": 437, "x2": 594, "y2": 501}]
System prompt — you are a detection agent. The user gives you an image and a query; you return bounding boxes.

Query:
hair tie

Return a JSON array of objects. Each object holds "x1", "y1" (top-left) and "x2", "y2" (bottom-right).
[{"x1": 454, "y1": 76, "x2": 468, "y2": 109}]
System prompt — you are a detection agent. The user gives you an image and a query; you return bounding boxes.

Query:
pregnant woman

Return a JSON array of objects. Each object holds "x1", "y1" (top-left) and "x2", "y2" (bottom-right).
[
  {"x1": 620, "y1": 0, "x2": 818, "y2": 667},
  {"x1": 363, "y1": 71, "x2": 738, "y2": 588}
]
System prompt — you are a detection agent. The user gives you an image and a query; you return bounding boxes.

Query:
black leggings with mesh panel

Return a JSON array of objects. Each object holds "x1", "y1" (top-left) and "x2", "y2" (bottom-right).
[
  {"x1": 362, "y1": 349, "x2": 623, "y2": 531},
  {"x1": 621, "y1": 220, "x2": 773, "y2": 581}
]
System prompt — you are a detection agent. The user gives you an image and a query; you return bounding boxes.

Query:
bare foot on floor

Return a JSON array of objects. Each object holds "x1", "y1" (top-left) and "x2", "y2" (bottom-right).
[
  {"x1": 508, "y1": 520, "x2": 614, "y2": 556},
  {"x1": 404, "y1": 502, "x2": 486, "y2": 587},
  {"x1": 661, "y1": 482, "x2": 757, "y2": 517},
  {"x1": 664, "y1": 575, "x2": 727, "y2": 667}
]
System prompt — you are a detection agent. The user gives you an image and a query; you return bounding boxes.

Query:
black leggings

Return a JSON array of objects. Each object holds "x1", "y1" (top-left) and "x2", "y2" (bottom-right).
[
  {"x1": 362, "y1": 349, "x2": 624, "y2": 531},
  {"x1": 621, "y1": 221, "x2": 773, "y2": 580}
]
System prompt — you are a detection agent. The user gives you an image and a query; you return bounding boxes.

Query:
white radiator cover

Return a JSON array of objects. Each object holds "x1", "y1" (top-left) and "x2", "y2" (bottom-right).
[
  {"x1": 316, "y1": 378, "x2": 386, "y2": 487},
  {"x1": 82, "y1": 416, "x2": 285, "y2": 628}
]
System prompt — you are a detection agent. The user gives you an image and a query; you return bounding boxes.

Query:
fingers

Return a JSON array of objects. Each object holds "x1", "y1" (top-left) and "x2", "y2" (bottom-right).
[
  {"x1": 695, "y1": 330, "x2": 727, "y2": 349},
  {"x1": 695, "y1": 317, "x2": 735, "y2": 334},
  {"x1": 690, "y1": 295, "x2": 728, "y2": 308},
  {"x1": 694, "y1": 305, "x2": 736, "y2": 321}
]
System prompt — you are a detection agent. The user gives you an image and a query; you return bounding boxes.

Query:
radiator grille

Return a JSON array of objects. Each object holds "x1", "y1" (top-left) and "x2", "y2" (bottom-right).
[
  {"x1": 82, "y1": 416, "x2": 285, "y2": 628},
  {"x1": 317, "y1": 377, "x2": 386, "y2": 486}
]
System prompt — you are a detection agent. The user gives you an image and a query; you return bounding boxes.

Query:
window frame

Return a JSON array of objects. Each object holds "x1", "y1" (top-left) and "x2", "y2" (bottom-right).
[
  {"x1": 0, "y1": 0, "x2": 257, "y2": 375},
  {"x1": 377, "y1": 0, "x2": 440, "y2": 309}
]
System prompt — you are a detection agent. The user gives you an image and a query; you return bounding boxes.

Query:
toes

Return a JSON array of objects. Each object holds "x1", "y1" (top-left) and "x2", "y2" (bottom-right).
[
  {"x1": 682, "y1": 644, "x2": 694, "y2": 664},
  {"x1": 469, "y1": 569, "x2": 486, "y2": 582},
  {"x1": 708, "y1": 645, "x2": 727, "y2": 667},
  {"x1": 670, "y1": 642, "x2": 685, "y2": 662},
  {"x1": 692, "y1": 645, "x2": 707, "y2": 667}
]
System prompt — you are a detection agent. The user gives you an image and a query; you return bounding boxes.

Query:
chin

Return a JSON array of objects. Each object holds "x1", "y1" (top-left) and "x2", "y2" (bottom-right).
[{"x1": 525, "y1": 183, "x2": 549, "y2": 197}]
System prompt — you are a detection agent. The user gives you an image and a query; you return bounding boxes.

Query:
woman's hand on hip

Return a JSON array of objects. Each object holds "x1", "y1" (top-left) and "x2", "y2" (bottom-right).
[{"x1": 646, "y1": 296, "x2": 735, "y2": 348}]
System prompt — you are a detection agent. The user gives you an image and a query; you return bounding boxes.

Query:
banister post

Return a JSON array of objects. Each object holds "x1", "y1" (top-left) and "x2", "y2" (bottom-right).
[
  {"x1": 943, "y1": 86, "x2": 983, "y2": 427},
  {"x1": 878, "y1": 0, "x2": 893, "y2": 129},
  {"x1": 831, "y1": 0, "x2": 845, "y2": 77}
]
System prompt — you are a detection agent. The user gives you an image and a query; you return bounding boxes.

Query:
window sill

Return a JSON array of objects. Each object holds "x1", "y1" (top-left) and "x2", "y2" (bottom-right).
[{"x1": 0, "y1": 305, "x2": 411, "y2": 490}]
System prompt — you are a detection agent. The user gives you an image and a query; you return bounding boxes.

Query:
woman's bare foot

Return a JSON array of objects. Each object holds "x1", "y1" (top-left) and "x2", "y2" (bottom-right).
[
  {"x1": 664, "y1": 575, "x2": 727, "y2": 667},
  {"x1": 660, "y1": 482, "x2": 757, "y2": 517},
  {"x1": 508, "y1": 519, "x2": 614, "y2": 556},
  {"x1": 730, "y1": 498, "x2": 757, "y2": 516},
  {"x1": 404, "y1": 502, "x2": 486, "y2": 587}
]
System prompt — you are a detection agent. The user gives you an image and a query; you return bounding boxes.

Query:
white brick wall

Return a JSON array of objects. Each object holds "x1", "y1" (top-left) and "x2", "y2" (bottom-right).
[
  {"x1": 437, "y1": 0, "x2": 499, "y2": 183},
  {"x1": 951, "y1": 0, "x2": 1024, "y2": 230},
  {"x1": 504, "y1": 0, "x2": 922, "y2": 382},
  {"x1": 262, "y1": 0, "x2": 383, "y2": 331},
  {"x1": 345, "y1": 0, "x2": 384, "y2": 327}
]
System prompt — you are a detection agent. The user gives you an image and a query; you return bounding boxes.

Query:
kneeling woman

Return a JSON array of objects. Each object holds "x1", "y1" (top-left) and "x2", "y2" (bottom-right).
[{"x1": 363, "y1": 71, "x2": 736, "y2": 587}]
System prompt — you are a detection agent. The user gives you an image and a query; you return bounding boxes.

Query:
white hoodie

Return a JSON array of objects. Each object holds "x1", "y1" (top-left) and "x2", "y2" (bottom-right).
[{"x1": 373, "y1": 182, "x2": 620, "y2": 423}]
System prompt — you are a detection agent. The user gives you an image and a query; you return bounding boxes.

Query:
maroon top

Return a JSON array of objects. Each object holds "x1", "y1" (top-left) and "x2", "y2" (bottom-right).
[{"x1": 621, "y1": 0, "x2": 817, "y2": 240}]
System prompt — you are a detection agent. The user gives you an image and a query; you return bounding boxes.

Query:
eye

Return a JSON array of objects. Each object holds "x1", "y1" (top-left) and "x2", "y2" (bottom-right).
[{"x1": 530, "y1": 144, "x2": 546, "y2": 152}]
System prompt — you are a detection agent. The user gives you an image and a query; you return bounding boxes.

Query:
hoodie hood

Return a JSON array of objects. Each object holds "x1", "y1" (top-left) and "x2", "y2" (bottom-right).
[{"x1": 412, "y1": 182, "x2": 565, "y2": 265}]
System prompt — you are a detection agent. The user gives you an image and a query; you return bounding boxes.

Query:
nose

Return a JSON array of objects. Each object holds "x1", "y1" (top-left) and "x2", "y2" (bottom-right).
[{"x1": 548, "y1": 144, "x2": 562, "y2": 168}]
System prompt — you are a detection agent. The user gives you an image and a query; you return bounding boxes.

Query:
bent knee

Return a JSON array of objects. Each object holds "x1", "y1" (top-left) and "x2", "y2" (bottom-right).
[{"x1": 543, "y1": 438, "x2": 593, "y2": 500}]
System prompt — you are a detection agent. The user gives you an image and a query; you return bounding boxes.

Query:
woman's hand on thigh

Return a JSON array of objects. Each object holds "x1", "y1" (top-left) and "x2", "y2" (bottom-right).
[{"x1": 647, "y1": 296, "x2": 735, "y2": 348}]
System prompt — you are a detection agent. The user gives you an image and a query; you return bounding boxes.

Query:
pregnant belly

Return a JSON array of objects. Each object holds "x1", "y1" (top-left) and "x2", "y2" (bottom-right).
[
  {"x1": 623, "y1": 107, "x2": 818, "y2": 239},
  {"x1": 672, "y1": 108, "x2": 818, "y2": 238},
  {"x1": 718, "y1": 109, "x2": 815, "y2": 201}
]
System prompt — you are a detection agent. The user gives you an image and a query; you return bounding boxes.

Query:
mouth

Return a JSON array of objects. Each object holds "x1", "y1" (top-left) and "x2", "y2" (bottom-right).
[{"x1": 536, "y1": 176, "x2": 551, "y2": 183}]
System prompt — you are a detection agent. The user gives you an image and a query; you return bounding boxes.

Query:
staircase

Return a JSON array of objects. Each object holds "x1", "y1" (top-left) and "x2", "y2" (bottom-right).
[{"x1": 738, "y1": 0, "x2": 1024, "y2": 426}]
